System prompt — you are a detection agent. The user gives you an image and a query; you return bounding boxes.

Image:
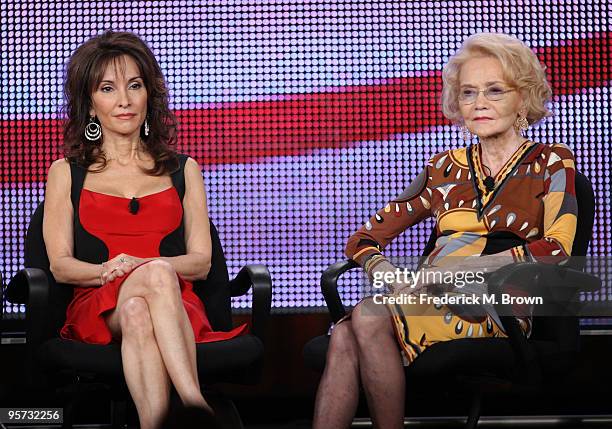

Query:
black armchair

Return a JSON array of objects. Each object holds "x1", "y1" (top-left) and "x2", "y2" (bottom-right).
[
  {"x1": 303, "y1": 171, "x2": 601, "y2": 428},
  {"x1": 6, "y1": 201, "x2": 272, "y2": 429}
]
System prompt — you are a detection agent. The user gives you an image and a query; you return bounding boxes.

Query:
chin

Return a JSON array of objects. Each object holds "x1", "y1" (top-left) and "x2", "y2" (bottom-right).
[
  {"x1": 113, "y1": 127, "x2": 141, "y2": 136},
  {"x1": 471, "y1": 126, "x2": 505, "y2": 140},
  {"x1": 475, "y1": 131, "x2": 499, "y2": 139}
]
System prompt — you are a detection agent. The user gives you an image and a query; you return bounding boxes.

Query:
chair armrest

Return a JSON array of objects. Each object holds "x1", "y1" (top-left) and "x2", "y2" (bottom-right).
[
  {"x1": 487, "y1": 262, "x2": 601, "y2": 300},
  {"x1": 488, "y1": 261, "x2": 601, "y2": 328},
  {"x1": 228, "y1": 264, "x2": 272, "y2": 342},
  {"x1": 6, "y1": 269, "x2": 34, "y2": 304},
  {"x1": 7, "y1": 268, "x2": 49, "y2": 345},
  {"x1": 6, "y1": 268, "x2": 50, "y2": 387},
  {"x1": 321, "y1": 259, "x2": 360, "y2": 323},
  {"x1": 486, "y1": 262, "x2": 601, "y2": 386},
  {"x1": 7, "y1": 268, "x2": 49, "y2": 308}
]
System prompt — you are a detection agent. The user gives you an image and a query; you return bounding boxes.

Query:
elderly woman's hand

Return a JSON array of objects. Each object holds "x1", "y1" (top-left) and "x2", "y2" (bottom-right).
[
  {"x1": 99, "y1": 253, "x2": 148, "y2": 285},
  {"x1": 392, "y1": 268, "x2": 433, "y2": 296}
]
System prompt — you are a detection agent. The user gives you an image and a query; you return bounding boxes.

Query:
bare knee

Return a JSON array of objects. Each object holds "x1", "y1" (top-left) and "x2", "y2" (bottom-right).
[
  {"x1": 119, "y1": 297, "x2": 154, "y2": 340},
  {"x1": 351, "y1": 298, "x2": 394, "y2": 346},
  {"x1": 328, "y1": 321, "x2": 358, "y2": 357},
  {"x1": 141, "y1": 260, "x2": 180, "y2": 297}
]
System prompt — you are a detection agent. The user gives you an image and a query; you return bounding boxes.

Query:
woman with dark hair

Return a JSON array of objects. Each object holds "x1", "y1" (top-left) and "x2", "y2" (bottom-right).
[{"x1": 44, "y1": 31, "x2": 245, "y2": 428}]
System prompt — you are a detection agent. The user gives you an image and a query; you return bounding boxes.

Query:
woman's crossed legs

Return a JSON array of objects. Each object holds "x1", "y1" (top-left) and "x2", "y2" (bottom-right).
[
  {"x1": 313, "y1": 298, "x2": 406, "y2": 429},
  {"x1": 104, "y1": 259, "x2": 207, "y2": 429}
]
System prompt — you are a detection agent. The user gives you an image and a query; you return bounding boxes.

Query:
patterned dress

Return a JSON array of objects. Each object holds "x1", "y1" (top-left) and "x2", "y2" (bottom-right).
[{"x1": 345, "y1": 140, "x2": 577, "y2": 364}]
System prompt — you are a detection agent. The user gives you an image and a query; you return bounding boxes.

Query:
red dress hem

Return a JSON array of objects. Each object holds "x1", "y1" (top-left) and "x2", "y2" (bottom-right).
[{"x1": 60, "y1": 261, "x2": 248, "y2": 345}]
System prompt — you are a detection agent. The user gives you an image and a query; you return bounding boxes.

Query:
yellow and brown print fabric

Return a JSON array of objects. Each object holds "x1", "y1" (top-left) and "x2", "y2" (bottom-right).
[{"x1": 346, "y1": 141, "x2": 578, "y2": 268}]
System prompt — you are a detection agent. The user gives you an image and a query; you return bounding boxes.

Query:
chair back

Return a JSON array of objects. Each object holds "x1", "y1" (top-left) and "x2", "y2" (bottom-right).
[
  {"x1": 528, "y1": 171, "x2": 594, "y2": 368},
  {"x1": 191, "y1": 222, "x2": 233, "y2": 331},
  {"x1": 22, "y1": 201, "x2": 234, "y2": 340},
  {"x1": 568, "y1": 171, "x2": 595, "y2": 269},
  {"x1": 24, "y1": 203, "x2": 73, "y2": 342}
]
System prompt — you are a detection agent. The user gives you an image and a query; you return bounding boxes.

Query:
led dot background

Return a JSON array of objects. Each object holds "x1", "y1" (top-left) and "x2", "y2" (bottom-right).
[{"x1": 1, "y1": 1, "x2": 610, "y2": 316}]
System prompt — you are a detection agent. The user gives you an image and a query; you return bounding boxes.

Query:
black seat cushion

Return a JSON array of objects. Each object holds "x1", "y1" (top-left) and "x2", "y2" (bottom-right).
[
  {"x1": 38, "y1": 338, "x2": 124, "y2": 377},
  {"x1": 405, "y1": 337, "x2": 516, "y2": 379},
  {"x1": 303, "y1": 335, "x2": 330, "y2": 372},
  {"x1": 304, "y1": 333, "x2": 574, "y2": 382},
  {"x1": 195, "y1": 334, "x2": 264, "y2": 383},
  {"x1": 38, "y1": 334, "x2": 263, "y2": 383}
]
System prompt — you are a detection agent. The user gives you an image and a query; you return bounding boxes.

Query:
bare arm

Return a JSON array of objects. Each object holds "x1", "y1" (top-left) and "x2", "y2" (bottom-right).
[
  {"x1": 345, "y1": 166, "x2": 433, "y2": 267},
  {"x1": 43, "y1": 159, "x2": 104, "y2": 286}
]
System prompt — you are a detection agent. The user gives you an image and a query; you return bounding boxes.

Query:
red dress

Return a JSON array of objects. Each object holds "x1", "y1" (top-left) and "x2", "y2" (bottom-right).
[{"x1": 60, "y1": 186, "x2": 248, "y2": 344}]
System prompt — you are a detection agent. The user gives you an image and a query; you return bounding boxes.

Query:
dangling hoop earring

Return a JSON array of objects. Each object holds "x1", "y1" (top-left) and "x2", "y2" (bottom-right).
[
  {"x1": 460, "y1": 125, "x2": 472, "y2": 142},
  {"x1": 143, "y1": 117, "x2": 150, "y2": 137},
  {"x1": 85, "y1": 116, "x2": 102, "y2": 141}
]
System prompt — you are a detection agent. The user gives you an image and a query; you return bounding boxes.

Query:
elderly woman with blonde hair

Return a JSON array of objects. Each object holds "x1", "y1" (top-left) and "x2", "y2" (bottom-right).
[{"x1": 313, "y1": 33, "x2": 577, "y2": 429}]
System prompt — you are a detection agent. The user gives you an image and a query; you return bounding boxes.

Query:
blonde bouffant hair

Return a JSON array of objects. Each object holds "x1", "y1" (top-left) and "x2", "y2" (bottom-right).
[{"x1": 442, "y1": 32, "x2": 552, "y2": 126}]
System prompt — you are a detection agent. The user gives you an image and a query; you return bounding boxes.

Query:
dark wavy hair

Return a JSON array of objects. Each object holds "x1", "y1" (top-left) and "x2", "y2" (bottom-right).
[{"x1": 62, "y1": 30, "x2": 179, "y2": 175}]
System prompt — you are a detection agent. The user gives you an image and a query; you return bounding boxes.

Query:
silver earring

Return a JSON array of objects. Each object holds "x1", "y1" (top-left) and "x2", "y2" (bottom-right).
[
  {"x1": 460, "y1": 125, "x2": 472, "y2": 141},
  {"x1": 85, "y1": 116, "x2": 102, "y2": 141},
  {"x1": 144, "y1": 118, "x2": 150, "y2": 137}
]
